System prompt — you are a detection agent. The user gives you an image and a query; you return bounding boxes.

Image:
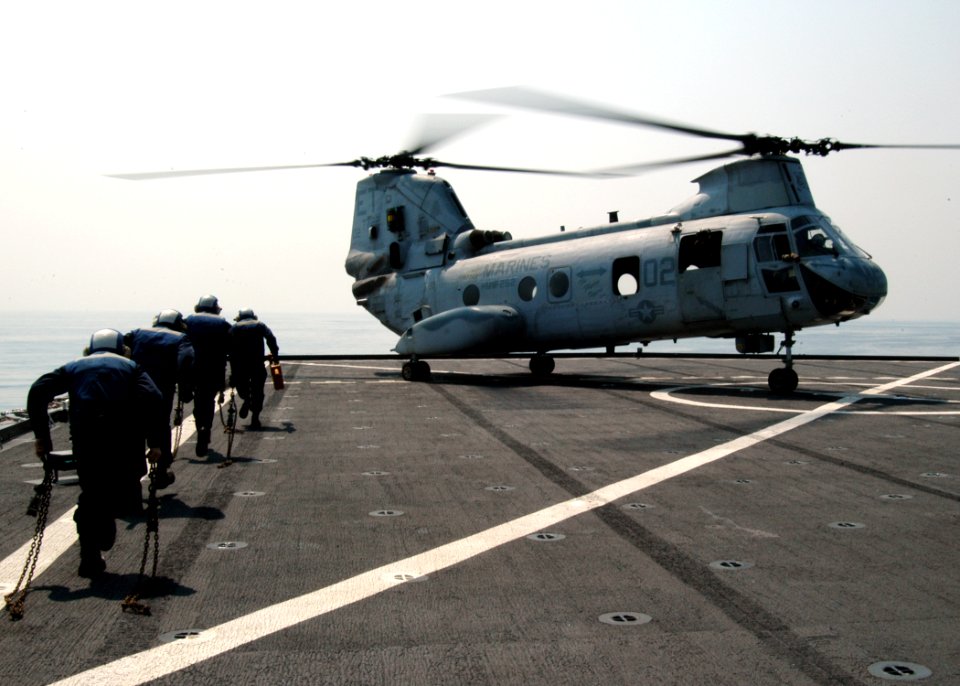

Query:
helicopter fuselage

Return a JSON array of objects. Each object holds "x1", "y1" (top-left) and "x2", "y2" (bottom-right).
[{"x1": 344, "y1": 157, "x2": 887, "y2": 361}]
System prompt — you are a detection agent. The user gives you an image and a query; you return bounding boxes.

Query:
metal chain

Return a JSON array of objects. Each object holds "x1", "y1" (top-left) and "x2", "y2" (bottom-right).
[
  {"x1": 171, "y1": 396, "x2": 184, "y2": 460},
  {"x1": 4, "y1": 470, "x2": 54, "y2": 620},
  {"x1": 120, "y1": 464, "x2": 160, "y2": 616},
  {"x1": 217, "y1": 390, "x2": 238, "y2": 469}
]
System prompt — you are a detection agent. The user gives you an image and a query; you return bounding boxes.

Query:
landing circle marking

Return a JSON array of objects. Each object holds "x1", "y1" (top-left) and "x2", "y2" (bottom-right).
[{"x1": 651, "y1": 383, "x2": 960, "y2": 416}]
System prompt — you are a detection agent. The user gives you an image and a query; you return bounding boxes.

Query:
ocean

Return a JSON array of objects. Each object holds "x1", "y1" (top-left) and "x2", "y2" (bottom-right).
[{"x1": 1, "y1": 311, "x2": 957, "y2": 413}]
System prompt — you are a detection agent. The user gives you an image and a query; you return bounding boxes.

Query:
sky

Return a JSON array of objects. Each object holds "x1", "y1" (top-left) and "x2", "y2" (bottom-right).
[{"x1": 1, "y1": 0, "x2": 959, "y2": 325}]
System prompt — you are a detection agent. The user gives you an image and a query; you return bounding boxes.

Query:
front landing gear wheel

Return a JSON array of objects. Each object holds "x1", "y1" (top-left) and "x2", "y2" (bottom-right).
[
  {"x1": 529, "y1": 354, "x2": 555, "y2": 377},
  {"x1": 768, "y1": 367, "x2": 798, "y2": 394},
  {"x1": 401, "y1": 360, "x2": 431, "y2": 382}
]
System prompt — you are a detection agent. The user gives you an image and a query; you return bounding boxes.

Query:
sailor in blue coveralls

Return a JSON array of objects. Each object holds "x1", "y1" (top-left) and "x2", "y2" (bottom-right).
[
  {"x1": 125, "y1": 309, "x2": 195, "y2": 487},
  {"x1": 27, "y1": 329, "x2": 166, "y2": 578},
  {"x1": 184, "y1": 295, "x2": 231, "y2": 457},
  {"x1": 229, "y1": 308, "x2": 279, "y2": 429}
]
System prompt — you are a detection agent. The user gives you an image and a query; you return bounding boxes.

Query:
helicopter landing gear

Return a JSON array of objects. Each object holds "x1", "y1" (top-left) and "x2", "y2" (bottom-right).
[
  {"x1": 768, "y1": 330, "x2": 799, "y2": 394},
  {"x1": 401, "y1": 358, "x2": 431, "y2": 382},
  {"x1": 529, "y1": 353, "x2": 555, "y2": 377}
]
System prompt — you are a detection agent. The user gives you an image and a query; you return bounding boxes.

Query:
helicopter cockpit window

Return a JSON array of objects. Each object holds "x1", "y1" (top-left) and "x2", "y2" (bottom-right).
[
  {"x1": 678, "y1": 230, "x2": 721, "y2": 272},
  {"x1": 825, "y1": 220, "x2": 870, "y2": 258},
  {"x1": 794, "y1": 225, "x2": 836, "y2": 257},
  {"x1": 612, "y1": 256, "x2": 640, "y2": 296}
]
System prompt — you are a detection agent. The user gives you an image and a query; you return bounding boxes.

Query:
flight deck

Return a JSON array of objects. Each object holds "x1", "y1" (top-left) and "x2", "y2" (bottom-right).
[{"x1": 0, "y1": 356, "x2": 958, "y2": 685}]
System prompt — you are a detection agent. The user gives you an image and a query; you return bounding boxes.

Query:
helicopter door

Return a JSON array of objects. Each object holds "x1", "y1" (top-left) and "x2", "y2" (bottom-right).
[{"x1": 677, "y1": 230, "x2": 724, "y2": 323}]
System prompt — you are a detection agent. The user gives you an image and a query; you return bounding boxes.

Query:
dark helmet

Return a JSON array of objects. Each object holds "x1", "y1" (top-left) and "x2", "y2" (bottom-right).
[
  {"x1": 235, "y1": 308, "x2": 257, "y2": 322},
  {"x1": 153, "y1": 308, "x2": 186, "y2": 332},
  {"x1": 87, "y1": 328, "x2": 125, "y2": 355},
  {"x1": 195, "y1": 294, "x2": 222, "y2": 314}
]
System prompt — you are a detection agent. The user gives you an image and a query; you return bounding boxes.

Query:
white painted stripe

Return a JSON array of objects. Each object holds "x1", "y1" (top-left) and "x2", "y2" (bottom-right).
[
  {"x1": 0, "y1": 417, "x2": 197, "y2": 589},
  {"x1": 47, "y1": 362, "x2": 959, "y2": 685}
]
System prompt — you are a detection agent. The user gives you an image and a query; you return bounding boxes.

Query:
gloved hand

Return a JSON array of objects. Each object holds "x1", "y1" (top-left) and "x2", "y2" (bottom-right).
[{"x1": 146, "y1": 447, "x2": 162, "y2": 464}]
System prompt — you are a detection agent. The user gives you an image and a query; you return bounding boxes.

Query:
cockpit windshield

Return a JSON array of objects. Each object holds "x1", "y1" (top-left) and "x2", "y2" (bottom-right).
[{"x1": 790, "y1": 215, "x2": 868, "y2": 258}]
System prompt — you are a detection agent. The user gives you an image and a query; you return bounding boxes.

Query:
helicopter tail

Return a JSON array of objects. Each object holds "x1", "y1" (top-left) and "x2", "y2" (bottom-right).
[{"x1": 345, "y1": 170, "x2": 477, "y2": 334}]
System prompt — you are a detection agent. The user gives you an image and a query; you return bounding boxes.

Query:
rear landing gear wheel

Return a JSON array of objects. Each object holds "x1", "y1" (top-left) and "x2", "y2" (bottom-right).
[
  {"x1": 402, "y1": 360, "x2": 431, "y2": 382},
  {"x1": 529, "y1": 354, "x2": 555, "y2": 377},
  {"x1": 768, "y1": 367, "x2": 798, "y2": 394}
]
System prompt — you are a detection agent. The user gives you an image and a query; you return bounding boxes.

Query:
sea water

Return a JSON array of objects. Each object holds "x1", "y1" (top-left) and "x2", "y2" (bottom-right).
[{"x1": 0, "y1": 311, "x2": 956, "y2": 412}]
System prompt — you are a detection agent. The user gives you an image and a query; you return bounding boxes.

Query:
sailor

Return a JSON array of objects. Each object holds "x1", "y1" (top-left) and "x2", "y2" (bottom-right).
[
  {"x1": 27, "y1": 329, "x2": 166, "y2": 578},
  {"x1": 124, "y1": 309, "x2": 195, "y2": 486},
  {"x1": 184, "y1": 295, "x2": 232, "y2": 456},
  {"x1": 229, "y1": 308, "x2": 279, "y2": 429}
]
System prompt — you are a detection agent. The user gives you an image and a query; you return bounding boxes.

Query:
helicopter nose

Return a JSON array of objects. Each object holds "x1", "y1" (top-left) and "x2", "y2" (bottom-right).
[{"x1": 799, "y1": 257, "x2": 887, "y2": 318}]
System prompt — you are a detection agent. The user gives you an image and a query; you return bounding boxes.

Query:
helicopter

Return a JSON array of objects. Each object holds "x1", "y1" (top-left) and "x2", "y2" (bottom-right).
[{"x1": 110, "y1": 88, "x2": 959, "y2": 393}]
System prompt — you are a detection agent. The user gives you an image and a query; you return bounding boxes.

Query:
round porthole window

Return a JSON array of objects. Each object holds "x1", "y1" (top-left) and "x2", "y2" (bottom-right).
[
  {"x1": 463, "y1": 284, "x2": 480, "y2": 306},
  {"x1": 549, "y1": 271, "x2": 570, "y2": 298},
  {"x1": 518, "y1": 276, "x2": 538, "y2": 301}
]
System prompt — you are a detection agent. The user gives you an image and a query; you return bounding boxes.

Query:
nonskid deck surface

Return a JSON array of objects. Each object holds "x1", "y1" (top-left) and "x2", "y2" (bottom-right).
[{"x1": 0, "y1": 356, "x2": 958, "y2": 685}]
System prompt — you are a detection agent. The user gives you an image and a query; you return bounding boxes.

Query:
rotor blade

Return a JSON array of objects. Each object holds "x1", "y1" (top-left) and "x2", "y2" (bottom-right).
[
  {"x1": 106, "y1": 162, "x2": 357, "y2": 181},
  {"x1": 828, "y1": 141, "x2": 960, "y2": 153},
  {"x1": 450, "y1": 86, "x2": 747, "y2": 143},
  {"x1": 431, "y1": 158, "x2": 616, "y2": 178},
  {"x1": 406, "y1": 113, "x2": 502, "y2": 155},
  {"x1": 591, "y1": 148, "x2": 747, "y2": 175}
]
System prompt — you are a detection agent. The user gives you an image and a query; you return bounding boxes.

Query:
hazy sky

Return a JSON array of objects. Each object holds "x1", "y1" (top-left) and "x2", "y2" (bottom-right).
[{"x1": 2, "y1": 1, "x2": 958, "y2": 324}]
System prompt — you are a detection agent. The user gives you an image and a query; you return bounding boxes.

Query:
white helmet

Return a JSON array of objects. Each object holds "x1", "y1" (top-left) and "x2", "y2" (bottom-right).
[
  {"x1": 195, "y1": 294, "x2": 222, "y2": 314},
  {"x1": 87, "y1": 329, "x2": 125, "y2": 355}
]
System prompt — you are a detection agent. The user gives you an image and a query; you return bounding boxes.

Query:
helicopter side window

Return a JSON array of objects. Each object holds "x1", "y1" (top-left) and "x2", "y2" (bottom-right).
[
  {"x1": 463, "y1": 284, "x2": 480, "y2": 306},
  {"x1": 518, "y1": 276, "x2": 538, "y2": 302},
  {"x1": 612, "y1": 256, "x2": 640, "y2": 296},
  {"x1": 753, "y1": 224, "x2": 792, "y2": 263},
  {"x1": 678, "y1": 230, "x2": 721, "y2": 272}
]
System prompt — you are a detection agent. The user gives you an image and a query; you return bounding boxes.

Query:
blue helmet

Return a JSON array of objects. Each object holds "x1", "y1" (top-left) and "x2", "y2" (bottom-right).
[
  {"x1": 195, "y1": 294, "x2": 222, "y2": 314},
  {"x1": 235, "y1": 308, "x2": 257, "y2": 322},
  {"x1": 87, "y1": 328, "x2": 125, "y2": 355}
]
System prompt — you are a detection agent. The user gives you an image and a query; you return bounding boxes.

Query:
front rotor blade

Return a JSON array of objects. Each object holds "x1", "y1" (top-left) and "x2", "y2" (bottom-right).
[
  {"x1": 828, "y1": 141, "x2": 960, "y2": 153},
  {"x1": 106, "y1": 162, "x2": 357, "y2": 180},
  {"x1": 451, "y1": 86, "x2": 746, "y2": 143}
]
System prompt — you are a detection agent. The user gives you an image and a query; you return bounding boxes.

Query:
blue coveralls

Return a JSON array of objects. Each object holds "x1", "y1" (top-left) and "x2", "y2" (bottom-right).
[
  {"x1": 184, "y1": 312, "x2": 231, "y2": 434},
  {"x1": 229, "y1": 318, "x2": 280, "y2": 425},
  {"x1": 27, "y1": 352, "x2": 165, "y2": 563},
  {"x1": 125, "y1": 326, "x2": 195, "y2": 469}
]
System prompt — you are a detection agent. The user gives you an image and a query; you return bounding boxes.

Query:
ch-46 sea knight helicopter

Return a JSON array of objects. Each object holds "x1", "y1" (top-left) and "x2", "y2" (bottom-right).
[{"x1": 111, "y1": 88, "x2": 959, "y2": 393}]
